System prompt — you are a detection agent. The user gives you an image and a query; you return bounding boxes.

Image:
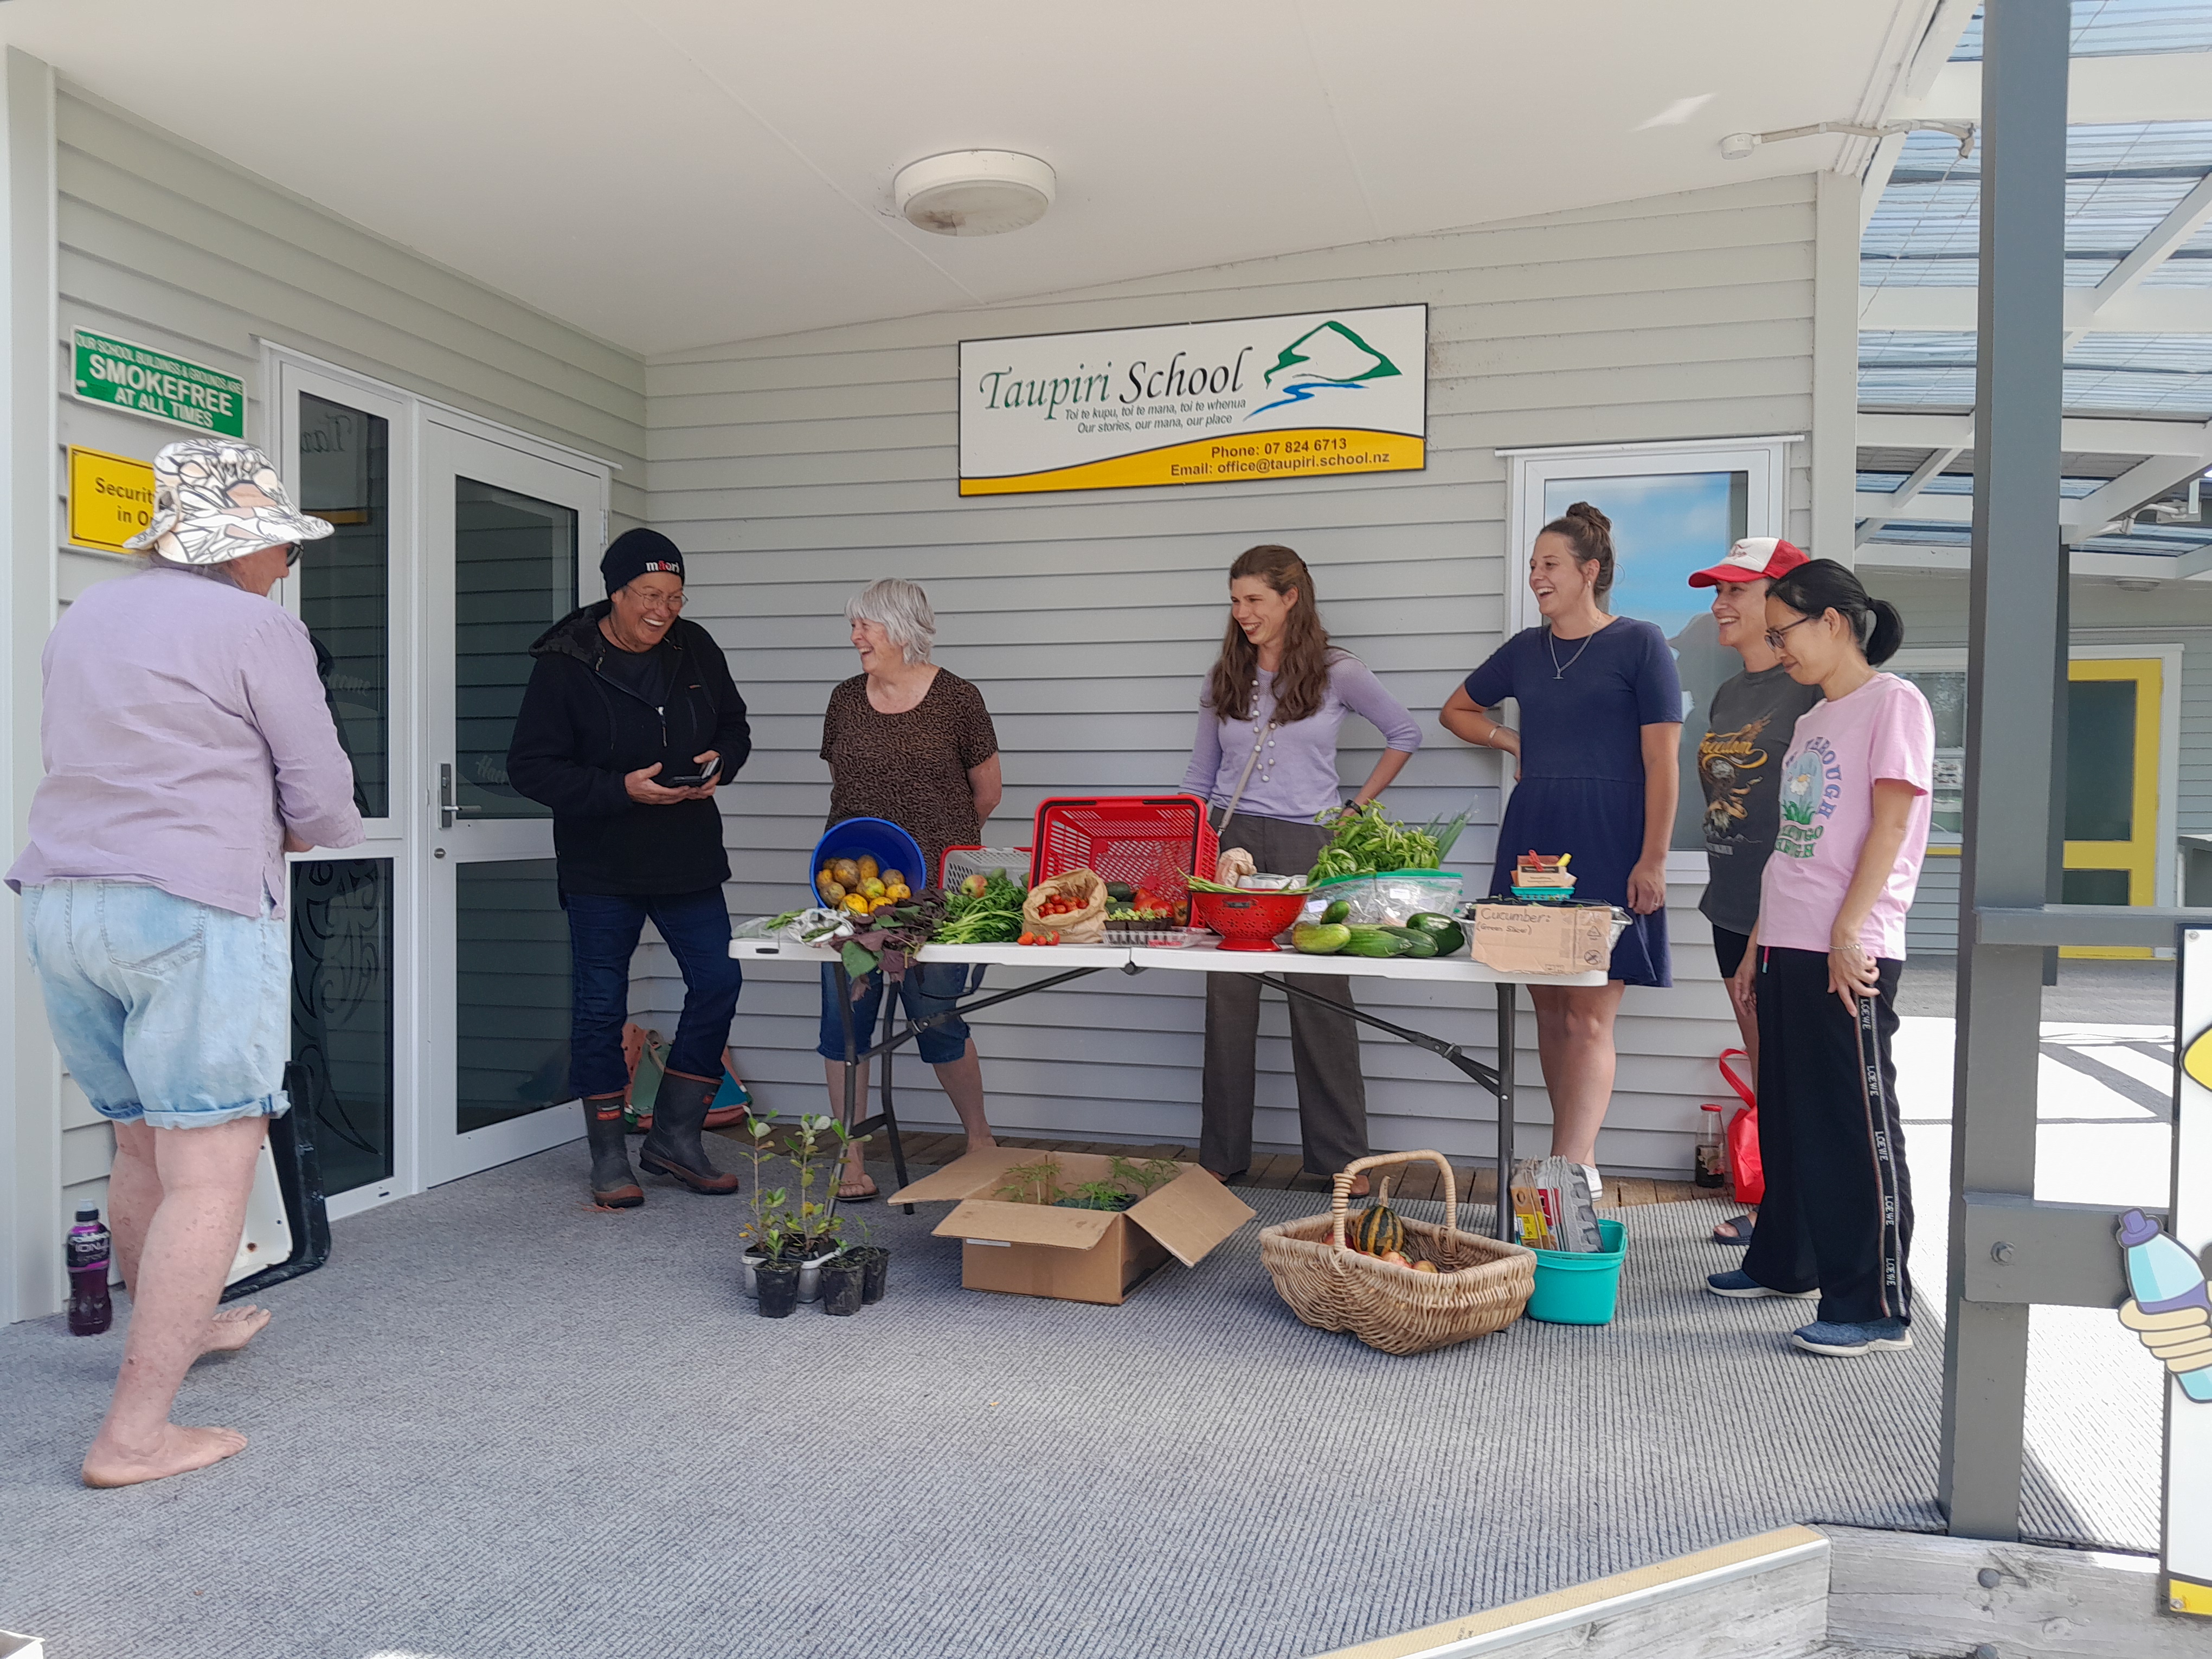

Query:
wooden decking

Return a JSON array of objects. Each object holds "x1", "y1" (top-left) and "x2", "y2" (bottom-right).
[{"x1": 872, "y1": 1130, "x2": 1714, "y2": 1208}]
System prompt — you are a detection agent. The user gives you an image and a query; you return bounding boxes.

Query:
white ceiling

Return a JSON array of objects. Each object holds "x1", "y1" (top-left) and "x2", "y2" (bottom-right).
[{"x1": 0, "y1": 1, "x2": 1927, "y2": 357}]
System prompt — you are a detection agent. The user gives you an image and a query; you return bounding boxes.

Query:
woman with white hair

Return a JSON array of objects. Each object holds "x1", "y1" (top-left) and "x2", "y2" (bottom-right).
[{"x1": 817, "y1": 578, "x2": 1003, "y2": 1198}]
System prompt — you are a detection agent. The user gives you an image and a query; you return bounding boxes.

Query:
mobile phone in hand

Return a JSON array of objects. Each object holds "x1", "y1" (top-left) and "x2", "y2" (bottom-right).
[{"x1": 661, "y1": 765, "x2": 716, "y2": 789}]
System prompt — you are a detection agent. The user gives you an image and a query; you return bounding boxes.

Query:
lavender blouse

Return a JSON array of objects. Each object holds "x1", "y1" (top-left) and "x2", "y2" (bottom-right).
[
  {"x1": 8, "y1": 562, "x2": 363, "y2": 919},
  {"x1": 1182, "y1": 652, "x2": 1422, "y2": 821}
]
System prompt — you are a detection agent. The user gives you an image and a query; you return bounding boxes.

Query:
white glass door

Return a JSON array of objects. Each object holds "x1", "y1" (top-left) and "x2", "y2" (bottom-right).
[
  {"x1": 420, "y1": 416, "x2": 605, "y2": 1186},
  {"x1": 276, "y1": 362, "x2": 415, "y2": 1219}
]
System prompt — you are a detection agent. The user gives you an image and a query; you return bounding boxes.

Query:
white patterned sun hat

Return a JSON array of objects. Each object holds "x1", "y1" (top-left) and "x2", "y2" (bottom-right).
[{"x1": 123, "y1": 438, "x2": 335, "y2": 566}]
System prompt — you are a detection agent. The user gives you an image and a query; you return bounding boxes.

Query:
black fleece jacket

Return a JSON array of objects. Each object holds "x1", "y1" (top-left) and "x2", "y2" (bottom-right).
[{"x1": 506, "y1": 604, "x2": 751, "y2": 896}]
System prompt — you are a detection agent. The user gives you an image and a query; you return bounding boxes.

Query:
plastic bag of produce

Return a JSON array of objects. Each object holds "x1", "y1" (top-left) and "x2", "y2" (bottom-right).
[{"x1": 1022, "y1": 869, "x2": 1108, "y2": 943}]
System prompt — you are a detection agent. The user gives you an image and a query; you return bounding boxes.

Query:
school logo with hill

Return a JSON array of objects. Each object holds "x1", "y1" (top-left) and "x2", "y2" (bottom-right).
[{"x1": 1250, "y1": 320, "x2": 1405, "y2": 419}]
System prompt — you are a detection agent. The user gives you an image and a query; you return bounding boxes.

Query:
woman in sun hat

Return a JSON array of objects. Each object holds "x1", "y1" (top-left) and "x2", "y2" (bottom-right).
[{"x1": 9, "y1": 438, "x2": 363, "y2": 1488}]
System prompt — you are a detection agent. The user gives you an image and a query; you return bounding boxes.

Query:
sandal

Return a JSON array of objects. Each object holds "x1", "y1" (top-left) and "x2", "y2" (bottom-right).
[
  {"x1": 838, "y1": 1174, "x2": 880, "y2": 1204},
  {"x1": 1713, "y1": 1213, "x2": 1756, "y2": 1246}
]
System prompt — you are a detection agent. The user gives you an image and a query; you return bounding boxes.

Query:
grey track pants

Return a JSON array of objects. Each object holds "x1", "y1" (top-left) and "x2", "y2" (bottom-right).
[{"x1": 1198, "y1": 812, "x2": 1369, "y2": 1179}]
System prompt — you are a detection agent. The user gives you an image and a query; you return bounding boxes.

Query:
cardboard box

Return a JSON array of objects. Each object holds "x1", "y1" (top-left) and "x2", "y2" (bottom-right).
[
  {"x1": 1467, "y1": 901, "x2": 1615, "y2": 976},
  {"x1": 889, "y1": 1147, "x2": 1255, "y2": 1305}
]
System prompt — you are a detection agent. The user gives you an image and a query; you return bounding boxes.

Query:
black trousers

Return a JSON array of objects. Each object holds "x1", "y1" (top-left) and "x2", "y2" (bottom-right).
[{"x1": 1740, "y1": 946, "x2": 1913, "y2": 1327}]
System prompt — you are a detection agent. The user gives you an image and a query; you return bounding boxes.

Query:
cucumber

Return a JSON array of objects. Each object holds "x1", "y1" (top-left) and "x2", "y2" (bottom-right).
[
  {"x1": 1105, "y1": 882, "x2": 1136, "y2": 904},
  {"x1": 1341, "y1": 925, "x2": 1413, "y2": 959},
  {"x1": 1291, "y1": 922, "x2": 1352, "y2": 955},
  {"x1": 1319, "y1": 899, "x2": 1352, "y2": 926},
  {"x1": 1378, "y1": 925, "x2": 1439, "y2": 959},
  {"x1": 1405, "y1": 912, "x2": 1467, "y2": 956}
]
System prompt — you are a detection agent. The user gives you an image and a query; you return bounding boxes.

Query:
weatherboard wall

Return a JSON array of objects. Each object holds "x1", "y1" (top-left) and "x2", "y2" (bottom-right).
[
  {"x1": 642, "y1": 174, "x2": 1819, "y2": 1177},
  {"x1": 41, "y1": 80, "x2": 650, "y2": 1229}
]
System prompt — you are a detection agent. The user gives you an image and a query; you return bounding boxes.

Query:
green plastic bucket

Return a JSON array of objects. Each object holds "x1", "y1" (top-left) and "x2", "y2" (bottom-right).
[{"x1": 1526, "y1": 1217, "x2": 1628, "y2": 1325}]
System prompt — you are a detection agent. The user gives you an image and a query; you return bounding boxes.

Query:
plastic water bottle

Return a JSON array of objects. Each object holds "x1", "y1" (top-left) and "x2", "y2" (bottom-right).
[
  {"x1": 2118, "y1": 1208, "x2": 2212, "y2": 1403},
  {"x1": 66, "y1": 1206, "x2": 113, "y2": 1336}
]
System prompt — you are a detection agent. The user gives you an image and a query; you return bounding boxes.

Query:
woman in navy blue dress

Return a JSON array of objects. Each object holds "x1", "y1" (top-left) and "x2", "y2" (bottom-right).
[{"x1": 1441, "y1": 502, "x2": 1682, "y2": 1193}]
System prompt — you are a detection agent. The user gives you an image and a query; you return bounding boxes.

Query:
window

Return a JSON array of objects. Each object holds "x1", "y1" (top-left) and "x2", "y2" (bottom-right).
[
  {"x1": 1888, "y1": 652, "x2": 1966, "y2": 840},
  {"x1": 1503, "y1": 435, "x2": 1799, "y2": 870}
]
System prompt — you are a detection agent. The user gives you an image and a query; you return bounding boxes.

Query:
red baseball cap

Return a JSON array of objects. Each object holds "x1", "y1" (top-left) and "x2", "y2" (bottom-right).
[{"x1": 1687, "y1": 536, "x2": 1809, "y2": 589}]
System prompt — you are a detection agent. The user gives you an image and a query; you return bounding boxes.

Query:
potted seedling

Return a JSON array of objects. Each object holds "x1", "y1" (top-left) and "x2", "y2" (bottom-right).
[
  {"x1": 845, "y1": 1211, "x2": 890, "y2": 1306},
  {"x1": 752, "y1": 1212, "x2": 801, "y2": 1318},
  {"x1": 1110, "y1": 1154, "x2": 1183, "y2": 1198},
  {"x1": 1058, "y1": 1179, "x2": 1137, "y2": 1212},
  {"x1": 780, "y1": 1113, "x2": 851, "y2": 1303},
  {"x1": 996, "y1": 1155, "x2": 1068, "y2": 1206},
  {"x1": 737, "y1": 1109, "x2": 785, "y2": 1298}
]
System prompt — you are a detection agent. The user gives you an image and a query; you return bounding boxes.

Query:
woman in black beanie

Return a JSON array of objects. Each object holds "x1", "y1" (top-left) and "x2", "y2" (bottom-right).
[{"x1": 509, "y1": 529, "x2": 753, "y2": 1207}]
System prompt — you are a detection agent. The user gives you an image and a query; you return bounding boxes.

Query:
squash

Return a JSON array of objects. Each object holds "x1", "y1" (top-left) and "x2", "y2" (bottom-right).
[{"x1": 1349, "y1": 1176, "x2": 1406, "y2": 1256}]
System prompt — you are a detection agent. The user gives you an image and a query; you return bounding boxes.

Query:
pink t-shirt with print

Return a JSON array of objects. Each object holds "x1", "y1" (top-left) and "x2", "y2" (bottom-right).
[{"x1": 1756, "y1": 672, "x2": 1935, "y2": 960}]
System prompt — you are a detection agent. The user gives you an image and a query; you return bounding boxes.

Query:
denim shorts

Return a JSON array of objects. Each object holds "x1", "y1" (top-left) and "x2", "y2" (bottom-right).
[
  {"x1": 816, "y1": 961, "x2": 973, "y2": 1066},
  {"x1": 22, "y1": 880, "x2": 291, "y2": 1130}
]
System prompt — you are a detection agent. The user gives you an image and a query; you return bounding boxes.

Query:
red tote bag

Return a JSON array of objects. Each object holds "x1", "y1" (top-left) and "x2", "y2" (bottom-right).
[{"x1": 1716, "y1": 1048, "x2": 1762, "y2": 1205}]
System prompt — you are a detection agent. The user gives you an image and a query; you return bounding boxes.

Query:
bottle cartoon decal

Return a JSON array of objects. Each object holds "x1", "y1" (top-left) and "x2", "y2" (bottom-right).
[{"x1": 2117, "y1": 1208, "x2": 2212, "y2": 1403}]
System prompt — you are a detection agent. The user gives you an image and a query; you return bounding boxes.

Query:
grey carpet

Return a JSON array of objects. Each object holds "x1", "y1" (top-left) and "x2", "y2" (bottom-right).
[{"x1": 0, "y1": 1146, "x2": 2136, "y2": 1659}]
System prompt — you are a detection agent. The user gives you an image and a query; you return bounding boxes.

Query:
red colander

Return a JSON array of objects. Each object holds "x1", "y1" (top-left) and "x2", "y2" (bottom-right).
[{"x1": 1188, "y1": 889, "x2": 1308, "y2": 951}]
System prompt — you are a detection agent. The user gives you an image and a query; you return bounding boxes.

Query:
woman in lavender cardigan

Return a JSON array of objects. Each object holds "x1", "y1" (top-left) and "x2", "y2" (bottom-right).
[{"x1": 1182, "y1": 545, "x2": 1422, "y2": 1195}]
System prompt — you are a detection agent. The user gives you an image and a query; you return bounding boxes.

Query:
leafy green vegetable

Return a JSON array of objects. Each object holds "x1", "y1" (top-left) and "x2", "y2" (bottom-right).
[
  {"x1": 1307, "y1": 802, "x2": 1471, "y2": 882},
  {"x1": 931, "y1": 869, "x2": 1026, "y2": 945}
]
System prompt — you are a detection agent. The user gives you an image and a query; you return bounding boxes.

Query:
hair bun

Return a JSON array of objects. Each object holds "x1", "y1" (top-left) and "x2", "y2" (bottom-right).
[{"x1": 1565, "y1": 500, "x2": 1612, "y2": 534}]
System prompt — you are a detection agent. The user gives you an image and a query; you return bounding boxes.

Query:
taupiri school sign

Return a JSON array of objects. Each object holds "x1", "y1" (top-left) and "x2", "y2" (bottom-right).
[
  {"x1": 957, "y1": 305, "x2": 1426, "y2": 496},
  {"x1": 72, "y1": 328, "x2": 245, "y2": 439}
]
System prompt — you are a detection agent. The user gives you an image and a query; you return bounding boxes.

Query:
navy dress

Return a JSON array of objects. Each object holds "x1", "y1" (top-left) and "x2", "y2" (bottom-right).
[{"x1": 1463, "y1": 618, "x2": 1683, "y2": 987}]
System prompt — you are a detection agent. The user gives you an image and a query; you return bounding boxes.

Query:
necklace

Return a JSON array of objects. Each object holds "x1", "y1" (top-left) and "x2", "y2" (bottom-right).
[{"x1": 1547, "y1": 627, "x2": 1597, "y2": 678}]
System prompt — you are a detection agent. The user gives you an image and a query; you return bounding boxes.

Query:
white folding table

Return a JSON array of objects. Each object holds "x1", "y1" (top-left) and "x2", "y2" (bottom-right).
[{"x1": 729, "y1": 935, "x2": 1604, "y2": 1240}]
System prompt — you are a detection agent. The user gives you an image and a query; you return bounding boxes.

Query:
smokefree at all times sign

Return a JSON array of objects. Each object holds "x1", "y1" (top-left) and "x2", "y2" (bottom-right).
[
  {"x1": 72, "y1": 329, "x2": 245, "y2": 439},
  {"x1": 957, "y1": 305, "x2": 1425, "y2": 496}
]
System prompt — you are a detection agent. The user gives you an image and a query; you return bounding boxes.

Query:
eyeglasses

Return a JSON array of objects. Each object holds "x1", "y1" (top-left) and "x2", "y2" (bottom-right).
[
  {"x1": 1764, "y1": 615, "x2": 1817, "y2": 652},
  {"x1": 625, "y1": 584, "x2": 686, "y2": 612}
]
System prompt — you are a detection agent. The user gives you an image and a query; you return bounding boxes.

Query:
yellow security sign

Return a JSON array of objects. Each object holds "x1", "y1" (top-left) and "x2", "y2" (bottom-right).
[{"x1": 68, "y1": 446, "x2": 156, "y2": 554}]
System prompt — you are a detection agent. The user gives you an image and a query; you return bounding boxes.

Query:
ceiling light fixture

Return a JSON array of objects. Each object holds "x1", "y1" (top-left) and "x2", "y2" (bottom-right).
[
  {"x1": 893, "y1": 151, "x2": 1056, "y2": 237},
  {"x1": 1720, "y1": 119, "x2": 1975, "y2": 162}
]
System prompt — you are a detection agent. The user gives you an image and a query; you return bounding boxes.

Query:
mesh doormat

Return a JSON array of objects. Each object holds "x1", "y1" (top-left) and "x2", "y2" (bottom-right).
[{"x1": 0, "y1": 1144, "x2": 2149, "y2": 1659}]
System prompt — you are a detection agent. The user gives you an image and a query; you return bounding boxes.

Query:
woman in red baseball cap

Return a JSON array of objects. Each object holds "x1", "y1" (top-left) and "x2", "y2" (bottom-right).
[{"x1": 1683, "y1": 538, "x2": 1823, "y2": 1248}]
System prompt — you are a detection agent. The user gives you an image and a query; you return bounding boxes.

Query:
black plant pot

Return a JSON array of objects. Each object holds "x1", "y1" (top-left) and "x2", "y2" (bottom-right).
[
  {"x1": 818, "y1": 1256, "x2": 864, "y2": 1316},
  {"x1": 755, "y1": 1261, "x2": 801, "y2": 1318},
  {"x1": 858, "y1": 1246, "x2": 890, "y2": 1304}
]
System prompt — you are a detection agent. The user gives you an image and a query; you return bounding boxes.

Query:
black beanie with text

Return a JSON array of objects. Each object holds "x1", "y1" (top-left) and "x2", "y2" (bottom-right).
[{"x1": 601, "y1": 528, "x2": 685, "y2": 596}]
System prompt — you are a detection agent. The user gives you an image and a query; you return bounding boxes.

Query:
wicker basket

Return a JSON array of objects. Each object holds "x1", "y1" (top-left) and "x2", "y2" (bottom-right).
[{"x1": 1258, "y1": 1150, "x2": 1535, "y2": 1355}]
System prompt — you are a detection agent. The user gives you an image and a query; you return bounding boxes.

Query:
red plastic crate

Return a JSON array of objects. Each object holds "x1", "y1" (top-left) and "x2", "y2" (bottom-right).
[{"x1": 1030, "y1": 795, "x2": 1219, "y2": 902}]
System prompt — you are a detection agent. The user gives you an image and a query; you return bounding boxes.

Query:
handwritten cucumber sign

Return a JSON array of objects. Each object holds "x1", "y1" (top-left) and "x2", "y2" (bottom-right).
[
  {"x1": 957, "y1": 305, "x2": 1426, "y2": 496},
  {"x1": 72, "y1": 329, "x2": 244, "y2": 438}
]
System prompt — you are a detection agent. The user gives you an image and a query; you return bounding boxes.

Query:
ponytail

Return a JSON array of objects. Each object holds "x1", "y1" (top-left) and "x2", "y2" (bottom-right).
[{"x1": 1768, "y1": 558, "x2": 1905, "y2": 666}]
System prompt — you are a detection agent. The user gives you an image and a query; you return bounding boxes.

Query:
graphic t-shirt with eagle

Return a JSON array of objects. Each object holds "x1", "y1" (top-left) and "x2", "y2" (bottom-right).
[{"x1": 1695, "y1": 664, "x2": 1824, "y2": 934}]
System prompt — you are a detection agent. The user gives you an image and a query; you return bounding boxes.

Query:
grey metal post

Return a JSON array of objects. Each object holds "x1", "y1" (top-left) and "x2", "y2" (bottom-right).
[{"x1": 1939, "y1": 0, "x2": 2069, "y2": 1540}]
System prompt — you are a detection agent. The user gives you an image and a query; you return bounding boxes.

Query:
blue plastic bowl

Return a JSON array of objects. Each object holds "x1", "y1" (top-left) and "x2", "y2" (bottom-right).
[
  {"x1": 1526, "y1": 1217, "x2": 1628, "y2": 1325},
  {"x1": 810, "y1": 818, "x2": 927, "y2": 902}
]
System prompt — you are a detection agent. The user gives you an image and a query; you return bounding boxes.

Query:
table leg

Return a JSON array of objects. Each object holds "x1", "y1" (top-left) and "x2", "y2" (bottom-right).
[
  {"x1": 1495, "y1": 982, "x2": 1516, "y2": 1242},
  {"x1": 879, "y1": 984, "x2": 912, "y2": 1212}
]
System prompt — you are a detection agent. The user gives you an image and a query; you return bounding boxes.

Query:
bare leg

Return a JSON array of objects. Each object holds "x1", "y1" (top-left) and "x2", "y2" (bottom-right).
[
  {"x1": 107, "y1": 1123, "x2": 267, "y2": 1356},
  {"x1": 107, "y1": 1120, "x2": 162, "y2": 1292},
  {"x1": 1528, "y1": 981, "x2": 1628, "y2": 1168},
  {"x1": 824, "y1": 1058, "x2": 878, "y2": 1198},
  {"x1": 82, "y1": 1115, "x2": 267, "y2": 1488},
  {"x1": 930, "y1": 1040, "x2": 995, "y2": 1153}
]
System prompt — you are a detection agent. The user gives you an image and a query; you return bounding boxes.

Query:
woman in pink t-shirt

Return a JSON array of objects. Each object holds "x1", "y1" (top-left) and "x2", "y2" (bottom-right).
[{"x1": 1705, "y1": 559, "x2": 1934, "y2": 1360}]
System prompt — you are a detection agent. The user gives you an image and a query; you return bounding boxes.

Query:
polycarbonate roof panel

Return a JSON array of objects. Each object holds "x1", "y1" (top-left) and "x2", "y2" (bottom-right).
[
  {"x1": 1953, "y1": 1, "x2": 2212, "y2": 60},
  {"x1": 1859, "y1": 330, "x2": 2212, "y2": 416},
  {"x1": 1862, "y1": 125, "x2": 2212, "y2": 293},
  {"x1": 1859, "y1": 473, "x2": 2108, "y2": 498}
]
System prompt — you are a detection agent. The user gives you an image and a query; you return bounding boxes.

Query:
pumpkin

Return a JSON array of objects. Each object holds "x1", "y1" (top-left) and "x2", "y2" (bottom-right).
[{"x1": 1348, "y1": 1177, "x2": 1406, "y2": 1257}]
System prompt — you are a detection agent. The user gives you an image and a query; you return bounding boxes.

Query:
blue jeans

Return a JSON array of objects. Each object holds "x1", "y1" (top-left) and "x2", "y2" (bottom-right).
[
  {"x1": 22, "y1": 880, "x2": 290, "y2": 1130},
  {"x1": 816, "y1": 961, "x2": 973, "y2": 1066},
  {"x1": 564, "y1": 888, "x2": 742, "y2": 1098}
]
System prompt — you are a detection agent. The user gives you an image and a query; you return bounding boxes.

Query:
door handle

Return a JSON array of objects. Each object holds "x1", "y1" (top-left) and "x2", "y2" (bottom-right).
[{"x1": 439, "y1": 763, "x2": 479, "y2": 829}]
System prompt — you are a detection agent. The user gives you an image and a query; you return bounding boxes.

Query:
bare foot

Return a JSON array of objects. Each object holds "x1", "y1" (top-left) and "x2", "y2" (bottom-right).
[
  {"x1": 82, "y1": 1423, "x2": 248, "y2": 1488},
  {"x1": 838, "y1": 1168, "x2": 879, "y2": 1200},
  {"x1": 964, "y1": 1135, "x2": 997, "y2": 1153},
  {"x1": 198, "y1": 1304, "x2": 269, "y2": 1359}
]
